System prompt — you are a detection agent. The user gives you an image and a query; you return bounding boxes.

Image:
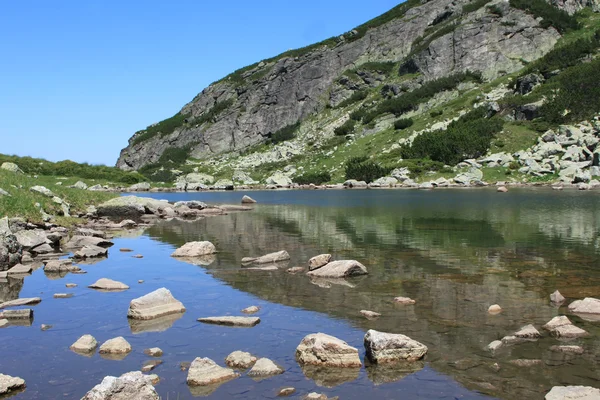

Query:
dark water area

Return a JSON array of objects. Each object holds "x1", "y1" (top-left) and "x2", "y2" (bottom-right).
[{"x1": 2, "y1": 188, "x2": 600, "y2": 399}]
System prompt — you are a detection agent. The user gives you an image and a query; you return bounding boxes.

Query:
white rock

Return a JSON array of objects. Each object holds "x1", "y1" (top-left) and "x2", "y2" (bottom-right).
[
  {"x1": 197, "y1": 316, "x2": 260, "y2": 327},
  {"x1": 551, "y1": 290, "x2": 566, "y2": 303},
  {"x1": 545, "y1": 386, "x2": 600, "y2": 400},
  {"x1": 487, "y1": 340, "x2": 503, "y2": 353},
  {"x1": 0, "y1": 373, "x2": 26, "y2": 396},
  {"x1": 360, "y1": 310, "x2": 381, "y2": 319},
  {"x1": 171, "y1": 241, "x2": 217, "y2": 257},
  {"x1": 394, "y1": 296, "x2": 416, "y2": 305},
  {"x1": 306, "y1": 260, "x2": 368, "y2": 278},
  {"x1": 70, "y1": 334, "x2": 98, "y2": 353},
  {"x1": 568, "y1": 297, "x2": 600, "y2": 315},
  {"x1": 241, "y1": 195, "x2": 257, "y2": 204},
  {"x1": 550, "y1": 325, "x2": 588, "y2": 338},
  {"x1": 241, "y1": 306, "x2": 260, "y2": 314},
  {"x1": 0, "y1": 297, "x2": 41, "y2": 309},
  {"x1": 364, "y1": 329, "x2": 428, "y2": 364},
  {"x1": 144, "y1": 347, "x2": 163, "y2": 357},
  {"x1": 225, "y1": 351, "x2": 257, "y2": 369},
  {"x1": 488, "y1": 304, "x2": 502, "y2": 314},
  {"x1": 308, "y1": 254, "x2": 332, "y2": 271},
  {"x1": 248, "y1": 358, "x2": 283, "y2": 377},
  {"x1": 543, "y1": 316, "x2": 572, "y2": 330},
  {"x1": 295, "y1": 333, "x2": 361, "y2": 367},
  {"x1": 89, "y1": 278, "x2": 130, "y2": 291},
  {"x1": 514, "y1": 324, "x2": 541, "y2": 339},
  {"x1": 186, "y1": 357, "x2": 239, "y2": 386},
  {"x1": 99, "y1": 337, "x2": 132, "y2": 354},
  {"x1": 81, "y1": 371, "x2": 159, "y2": 400},
  {"x1": 127, "y1": 288, "x2": 186, "y2": 320},
  {"x1": 241, "y1": 250, "x2": 290, "y2": 265}
]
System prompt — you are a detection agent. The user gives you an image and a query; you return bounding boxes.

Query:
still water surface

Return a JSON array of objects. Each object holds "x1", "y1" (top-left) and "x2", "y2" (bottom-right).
[{"x1": 2, "y1": 189, "x2": 600, "y2": 399}]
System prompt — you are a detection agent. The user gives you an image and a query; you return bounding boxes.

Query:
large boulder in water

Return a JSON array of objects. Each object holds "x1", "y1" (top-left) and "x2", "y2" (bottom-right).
[
  {"x1": 96, "y1": 196, "x2": 167, "y2": 218},
  {"x1": 81, "y1": 371, "x2": 159, "y2": 400},
  {"x1": 0, "y1": 373, "x2": 26, "y2": 396},
  {"x1": 568, "y1": 297, "x2": 600, "y2": 319},
  {"x1": 171, "y1": 241, "x2": 216, "y2": 257},
  {"x1": 364, "y1": 329, "x2": 428, "y2": 364},
  {"x1": 186, "y1": 357, "x2": 239, "y2": 387},
  {"x1": 306, "y1": 260, "x2": 367, "y2": 278},
  {"x1": 295, "y1": 333, "x2": 361, "y2": 368},
  {"x1": 127, "y1": 288, "x2": 186, "y2": 320}
]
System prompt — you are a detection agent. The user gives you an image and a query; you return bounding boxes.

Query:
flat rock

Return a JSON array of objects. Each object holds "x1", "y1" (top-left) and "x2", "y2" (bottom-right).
[
  {"x1": 15, "y1": 230, "x2": 47, "y2": 250},
  {"x1": 394, "y1": 296, "x2": 416, "y2": 305},
  {"x1": 514, "y1": 324, "x2": 541, "y2": 339},
  {"x1": 551, "y1": 290, "x2": 566, "y2": 303},
  {"x1": 41, "y1": 324, "x2": 52, "y2": 331},
  {"x1": 0, "y1": 309, "x2": 33, "y2": 320},
  {"x1": 198, "y1": 316, "x2": 260, "y2": 327},
  {"x1": 0, "y1": 319, "x2": 8, "y2": 328},
  {"x1": 545, "y1": 386, "x2": 600, "y2": 400},
  {"x1": 296, "y1": 333, "x2": 361, "y2": 368},
  {"x1": 89, "y1": 278, "x2": 130, "y2": 291},
  {"x1": 144, "y1": 348, "x2": 163, "y2": 357},
  {"x1": 225, "y1": 351, "x2": 257, "y2": 369},
  {"x1": 364, "y1": 329, "x2": 428, "y2": 364},
  {"x1": 73, "y1": 244, "x2": 108, "y2": 259},
  {"x1": 186, "y1": 357, "x2": 239, "y2": 386},
  {"x1": 0, "y1": 373, "x2": 26, "y2": 396},
  {"x1": 120, "y1": 248, "x2": 133, "y2": 252},
  {"x1": 306, "y1": 260, "x2": 367, "y2": 278},
  {"x1": 488, "y1": 304, "x2": 502, "y2": 314},
  {"x1": 248, "y1": 358, "x2": 283, "y2": 377},
  {"x1": 132, "y1": 254, "x2": 143, "y2": 259},
  {"x1": 241, "y1": 306, "x2": 260, "y2": 314},
  {"x1": 550, "y1": 345, "x2": 584, "y2": 355},
  {"x1": 96, "y1": 196, "x2": 167, "y2": 218},
  {"x1": 308, "y1": 254, "x2": 332, "y2": 271},
  {"x1": 510, "y1": 359, "x2": 543, "y2": 367},
  {"x1": 141, "y1": 360, "x2": 162, "y2": 372},
  {"x1": 70, "y1": 334, "x2": 98, "y2": 353},
  {"x1": 65, "y1": 235, "x2": 112, "y2": 249},
  {"x1": 54, "y1": 293, "x2": 73, "y2": 299},
  {"x1": 551, "y1": 324, "x2": 589, "y2": 338},
  {"x1": 287, "y1": 267, "x2": 305, "y2": 274},
  {"x1": 81, "y1": 371, "x2": 159, "y2": 400},
  {"x1": 44, "y1": 259, "x2": 80, "y2": 272},
  {"x1": 242, "y1": 250, "x2": 290, "y2": 266},
  {"x1": 543, "y1": 316, "x2": 572, "y2": 330},
  {"x1": 278, "y1": 387, "x2": 296, "y2": 396},
  {"x1": 568, "y1": 297, "x2": 600, "y2": 315},
  {"x1": 241, "y1": 195, "x2": 257, "y2": 204},
  {"x1": 360, "y1": 310, "x2": 381, "y2": 319},
  {"x1": 0, "y1": 297, "x2": 41, "y2": 309},
  {"x1": 487, "y1": 340, "x2": 503, "y2": 353},
  {"x1": 171, "y1": 241, "x2": 217, "y2": 257},
  {"x1": 99, "y1": 337, "x2": 132, "y2": 354},
  {"x1": 6, "y1": 264, "x2": 32, "y2": 276},
  {"x1": 127, "y1": 288, "x2": 186, "y2": 320}
]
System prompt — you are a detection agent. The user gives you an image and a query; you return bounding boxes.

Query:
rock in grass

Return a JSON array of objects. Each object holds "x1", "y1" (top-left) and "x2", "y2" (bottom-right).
[
  {"x1": 306, "y1": 260, "x2": 367, "y2": 278},
  {"x1": 296, "y1": 333, "x2": 361, "y2": 368},
  {"x1": 225, "y1": 351, "x2": 257, "y2": 369},
  {"x1": 242, "y1": 250, "x2": 290, "y2": 266},
  {"x1": 171, "y1": 241, "x2": 216, "y2": 257},
  {"x1": 127, "y1": 288, "x2": 186, "y2": 320},
  {"x1": 70, "y1": 334, "x2": 98, "y2": 354},
  {"x1": 308, "y1": 254, "x2": 332, "y2": 271},
  {"x1": 248, "y1": 358, "x2": 283, "y2": 377},
  {"x1": 186, "y1": 357, "x2": 239, "y2": 386},
  {"x1": 197, "y1": 316, "x2": 260, "y2": 327},
  {"x1": 1, "y1": 162, "x2": 23, "y2": 174},
  {"x1": 88, "y1": 278, "x2": 129, "y2": 291},
  {"x1": 81, "y1": 371, "x2": 159, "y2": 400},
  {"x1": 99, "y1": 337, "x2": 132, "y2": 354},
  {"x1": 364, "y1": 329, "x2": 428, "y2": 364},
  {"x1": 545, "y1": 386, "x2": 600, "y2": 400},
  {"x1": 0, "y1": 373, "x2": 26, "y2": 396}
]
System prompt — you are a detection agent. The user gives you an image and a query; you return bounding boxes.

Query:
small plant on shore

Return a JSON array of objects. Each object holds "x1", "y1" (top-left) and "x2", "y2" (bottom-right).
[
  {"x1": 294, "y1": 171, "x2": 331, "y2": 185},
  {"x1": 334, "y1": 120, "x2": 356, "y2": 136},
  {"x1": 345, "y1": 156, "x2": 391, "y2": 183}
]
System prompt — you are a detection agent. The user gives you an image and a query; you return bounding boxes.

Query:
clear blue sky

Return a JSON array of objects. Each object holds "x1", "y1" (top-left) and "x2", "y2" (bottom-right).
[{"x1": 0, "y1": 0, "x2": 402, "y2": 166}]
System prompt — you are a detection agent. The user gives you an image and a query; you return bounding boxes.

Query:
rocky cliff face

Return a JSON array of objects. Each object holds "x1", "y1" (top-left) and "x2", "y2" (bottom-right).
[{"x1": 117, "y1": 0, "x2": 564, "y2": 170}]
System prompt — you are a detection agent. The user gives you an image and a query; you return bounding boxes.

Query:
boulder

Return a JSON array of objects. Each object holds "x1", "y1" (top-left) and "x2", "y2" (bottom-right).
[
  {"x1": 241, "y1": 195, "x2": 257, "y2": 204},
  {"x1": 568, "y1": 297, "x2": 600, "y2": 315},
  {"x1": 551, "y1": 290, "x2": 566, "y2": 303},
  {"x1": 99, "y1": 337, "x2": 132, "y2": 354},
  {"x1": 550, "y1": 325, "x2": 588, "y2": 338},
  {"x1": 488, "y1": 304, "x2": 502, "y2": 314},
  {"x1": 70, "y1": 334, "x2": 98, "y2": 353},
  {"x1": 128, "y1": 182, "x2": 151, "y2": 191},
  {"x1": 394, "y1": 297, "x2": 416, "y2": 305},
  {"x1": 308, "y1": 254, "x2": 332, "y2": 271},
  {"x1": 0, "y1": 373, "x2": 26, "y2": 396},
  {"x1": 295, "y1": 333, "x2": 361, "y2": 367},
  {"x1": 89, "y1": 278, "x2": 130, "y2": 291},
  {"x1": 242, "y1": 250, "x2": 290, "y2": 266},
  {"x1": 497, "y1": 186, "x2": 508, "y2": 193},
  {"x1": 225, "y1": 351, "x2": 257, "y2": 369},
  {"x1": 186, "y1": 357, "x2": 239, "y2": 386},
  {"x1": 44, "y1": 259, "x2": 80, "y2": 273},
  {"x1": 73, "y1": 244, "x2": 108, "y2": 259},
  {"x1": 81, "y1": 371, "x2": 159, "y2": 400},
  {"x1": 72, "y1": 181, "x2": 88, "y2": 190},
  {"x1": 545, "y1": 386, "x2": 600, "y2": 400},
  {"x1": 372, "y1": 177, "x2": 398, "y2": 187},
  {"x1": 306, "y1": 260, "x2": 368, "y2": 278},
  {"x1": 514, "y1": 324, "x2": 541, "y2": 339},
  {"x1": 343, "y1": 180, "x2": 368, "y2": 188},
  {"x1": 6, "y1": 263, "x2": 32, "y2": 276},
  {"x1": 248, "y1": 358, "x2": 283, "y2": 377},
  {"x1": 197, "y1": 316, "x2": 260, "y2": 327},
  {"x1": 266, "y1": 172, "x2": 292, "y2": 186},
  {"x1": 14, "y1": 230, "x2": 47, "y2": 250},
  {"x1": 127, "y1": 288, "x2": 186, "y2": 320},
  {"x1": 212, "y1": 179, "x2": 234, "y2": 190},
  {"x1": 30, "y1": 185, "x2": 55, "y2": 197},
  {"x1": 0, "y1": 309, "x2": 33, "y2": 320},
  {"x1": 0, "y1": 234, "x2": 22, "y2": 271},
  {"x1": 364, "y1": 329, "x2": 428, "y2": 364},
  {"x1": 241, "y1": 306, "x2": 260, "y2": 314},
  {"x1": 543, "y1": 316, "x2": 572, "y2": 331},
  {"x1": 96, "y1": 196, "x2": 167, "y2": 218},
  {"x1": 0, "y1": 297, "x2": 41, "y2": 309},
  {"x1": 119, "y1": 219, "x2": 137, "y2": 228},
  {"x1": 360, "y1": 310, "x2": 381, "y2": 319},
  {"x1": 0, "y1": 162, "x2": 23, "y2": 174},
  {"x1": 65, "y1": 235, "x2": 112, "y2": 249},
  {"x1": 171, "y1": 241, "x2": 217, "y2": 257}
]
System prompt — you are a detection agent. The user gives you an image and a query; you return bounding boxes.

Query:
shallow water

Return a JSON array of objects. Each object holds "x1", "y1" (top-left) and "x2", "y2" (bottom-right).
[{"x1": 2, "y1": 188, "x2": 600, "y2": 399}]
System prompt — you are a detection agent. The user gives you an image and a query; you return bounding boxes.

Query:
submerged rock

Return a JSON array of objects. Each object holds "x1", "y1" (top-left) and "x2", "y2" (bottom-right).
[
  {"x1": 171, "y1": 241, "x2": 217, "y2": 257},
  {"x1": 514, "y1": 324, "x2": 541, "y2": 339},
  {"x1": 295, "y1": 333, "x2": 361, "y2": 368},
  {"x1": 144, "y1": 348, "x2": 163, "y2": 357},
  {"x1": 545, "y1": 386, "x2": 600, "y2": 400},
  {"x1": 225, "y1": 351, "x2": 257, "y2": 369},
  {"x1": 197, "y1": 316, "x2": 260, "y2": 327},
  {"x1": 70, "y1": 334, "x2": 98, "y2": 354},
  {"x1": 248, "y1": 358, "x2": 284, "y2": 377},
  {"x1": 394, "y1": 297, "x2": 415, "y2": 305},
  {"x1": 308, "y1": 254, "x2": 332, "y2": 271},
  {"x1": 81, "y1": 371, "x2": 159, "y2": 400},
  {"x1": 550, "y1": 345, "x2": 584, "y2": 355},
  {"x1": 360, "y1": 310, "x2": 381, "y2": 319},
  {"x1": 99, "y1": 337, "x2": 132, "y2": 354},
  {"x1": 241, "y1": 306, "x2": 260, "y2": 314},
  {"x1": 186, "y1": 357, "x2": 239, "y2": 386},
  {"x1": 127, "y1": 288, "x2": 186, "y2": 320},
  {"x1": 364, "y1": 329, "x2": 428, "y2": 364},
  {"x1": 551, "y1": 324, "x2": 589, "y2": 339},
  {"x1": 306, "y1": 260, "x2": 368, "y2": 278},
  {"x1": 242, "y1": 250, "x2": 290, "y2": 266},
  {"x1": 88, "y1": 278, "x2": 130, "y2": 291},
  {"x1": 0, "y1": 373, "x2": 26, "y2": 396}
]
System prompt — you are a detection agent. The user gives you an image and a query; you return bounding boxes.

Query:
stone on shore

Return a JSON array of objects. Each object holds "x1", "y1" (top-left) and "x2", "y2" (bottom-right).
[
  {"x1": 198, "y1": 316, "x2": 260, "y2": 327},
  {"x1": 364, "y1": 329, "x2": 428, "y2": 364},
  {"x1": 545, "y1": 386, "x2": 600, "y2": 400},
  {"x1": 488, "y1": 304, "x2": 502, "y2": 314},
  {"x1": 70, "y1": 334, "x2": 98, "y2": 353},
  {"x1": 394, "y1": 297, "x2": 416, "y2": 305},
  {"x1": 225, "y1": 351, "x2": 257, "y2": 369},
  {"x1": 241, "y1": 306, "x2": 260, "y2": 314},
  {"x1": 568, "y1": 297, "x2": 600, "y2": 315},
  {"x1": 65, "y1": 235, "x2": 113, "y2": 249},
  {"x1": 360, "y1": 310, "x2": 381, "y2": 319},
  {"x1": 1, "y1": 162, "x2": 23, "y2": 174},
  {"x1": 514, "y1": 324, "x2": 541, "y2": 339},
  {"x1": 308, "y1": 254, "x2": 332, "y2": 271},
  {"x1": 186, "y1": 357, "x2": 239, "y2": 386},
  {"x1": 171, "y1": 241, "x2": 217, "y2": 257},
  {"x1": 306, "y1": 260, "x2": 368, "y2": 278},
  {"x1": 242, "y1": 250, "x2": 290, "y2": 266},
  {"x1": 241, "y1": 195, "x2": 257, "y2": 204},
  {"x1": 144, "y1": 348, "x2": 163, "y2": 357},
  {"x1": 0, "y1": 297, "x2": 41, "y2": 309},
  {"x1": 89, "y1": 278, "x2": 130, "y2": 291},
  {"x1": 73, "y1": 244, "x2": 108, "y2": 259},
  {"x1": 0, "y1": 373, "x2": 26, "y2": 396},
  {"x1": 99, "y1": 337, "x2": 132, "y2": 354},
  {"x1": 550, "y1": 290, "x2": 565, "y2": 303},
  {"x1": 44, "y1": 259, "x2": 81, "y2": 272},
  {"x1": 127, "y1": 288, "x2": 186, "y2": 320},
  {"x1": 295, "y1": 333, "x2": 361, "y2": 367},
  {"x1": 6, "y1": 264, "x2": 32, "y2": 276},
  {"x1": 81, "y1": 371, "x2": 159, "y2": 400},
  {"x1": 248, "y1": 358, "x2": 283, "y2": 377},
  {"x1": 96, "y1": 196, "x2": 167, "y2": 218}
]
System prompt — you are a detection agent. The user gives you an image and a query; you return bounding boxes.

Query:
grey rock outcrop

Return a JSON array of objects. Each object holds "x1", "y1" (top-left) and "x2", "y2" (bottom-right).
[
  {"x1": 545, "y1": 385, "x2": 600, "y2": 400},
  {"x1": 0, "y1": 234, "x2": 22, "y2": 272},
  {"x1": 81, "y1": 371, "x2": 159, "y2": 400},
  {"x1": 0, "y1": 373, "x2": 26, "y2": 396},
  {"x1": 364, "y1": 329, "x2": 428, "y2": 363},
  {"x1": 0, "y1": 162, "x2": 23, "y2": 174}
]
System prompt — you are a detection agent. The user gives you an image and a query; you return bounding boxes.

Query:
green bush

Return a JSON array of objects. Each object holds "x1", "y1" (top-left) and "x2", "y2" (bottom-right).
[
  {"x1": 271, "y1": 122, "x2": 300, "y2": 144},
  {"x1": 193, "y1": 98, "x2": 235, "y2": 126},
  {"x1": 337, "y1": 90, "x2": 369, "y2": 108},
  {"x1": 430, "y1": 110, "x2": 443, "y2": 117},
  {"x1": 349, "y1": 109, "x2": 367, "y2": 121},
  {"x1": 401, "y1": 108, "x2": 504, "y2": 164},
  {"x1": 344, "y1": 156, "x2": 392, "y2": 183},
  {"x1": 132, "y1": 112, "x2": 190, "y2": 145},
  {"x1": 509, "y1": 0, "x2": 580, "y2": 33},
  {"x1": 462, "y1": 0, "x2": 491, "y2": 14},
  {"x1": 334, "y1": 120, "x2": 356, "y2": 136},
  {"x1": 294, "y1": 171, "x2": 331, "y2": 185},
  {"x1": 358, "y1": 62, "x2": 396, "y2": 74},
  {"x1": 394, "y1": 118, "x2": 414, "y2": 130},
  {"x1": 487, "y1": 4, "x2": 504, "y2": 16}
]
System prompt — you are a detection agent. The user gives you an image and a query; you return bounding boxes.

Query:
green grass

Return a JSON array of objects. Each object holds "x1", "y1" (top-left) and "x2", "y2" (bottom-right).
[
  {"x1": 490, "y1": 123, "x2": 540, "y2": 154},
  {"x1": 0, "y1": 170, "x2": 116, "y2": 225}
]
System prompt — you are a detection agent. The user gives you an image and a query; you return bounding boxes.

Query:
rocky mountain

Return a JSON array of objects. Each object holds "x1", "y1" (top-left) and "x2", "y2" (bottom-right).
[{"x1": 116, "y1": 0, "x2": 600, "y2": 186}]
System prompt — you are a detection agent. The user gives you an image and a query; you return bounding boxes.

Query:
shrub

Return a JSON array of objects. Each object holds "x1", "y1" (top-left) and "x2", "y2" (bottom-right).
[
  {"x1": 133, "y1": 112, "x2": 190, "y2": 145},
  {"x1": 294, "y1": 171, "x2": 331, "y2": 185},
  {"x1": 334, "y1": 120, "x2": 356, "y2": 136},
  {"x1": 487, "y1": 4, "x2": 504, "y2": 16},
  {"x1": 344, "y1": 156, "x2": 392, "y2": 183},
  {"x1": 394, "y1": 118, "x2": 414, "y2": 130},
  {"x1": 358, "y1": 61, "x2": 396, "y2": 74},
  {"x1": 337, "y1": 90, "x2": 369, "y2": 108},
  {"x1": 349, "y1": 108, "x2": 367, "y2": 121},
  {"x1": 462, "y1": 0, "x2": 491, "y2": 14},
  {"x1": 509, "y1": 0, "x2": 579, "y2": 33},
  {"x1": 430, "y1": 110, "x2": 443, "y2": 117},
  {"x1": 193, "y1": 98, "x2": 235, "y2": 126},
  {"x1": 271, "y1": 122, "x2": 300, "y2": 144}
]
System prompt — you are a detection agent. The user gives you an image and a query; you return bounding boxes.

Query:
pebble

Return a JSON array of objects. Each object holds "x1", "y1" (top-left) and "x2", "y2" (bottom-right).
[{"x1": 488, "y1": 304, "x2": 502, "y2": 314}]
